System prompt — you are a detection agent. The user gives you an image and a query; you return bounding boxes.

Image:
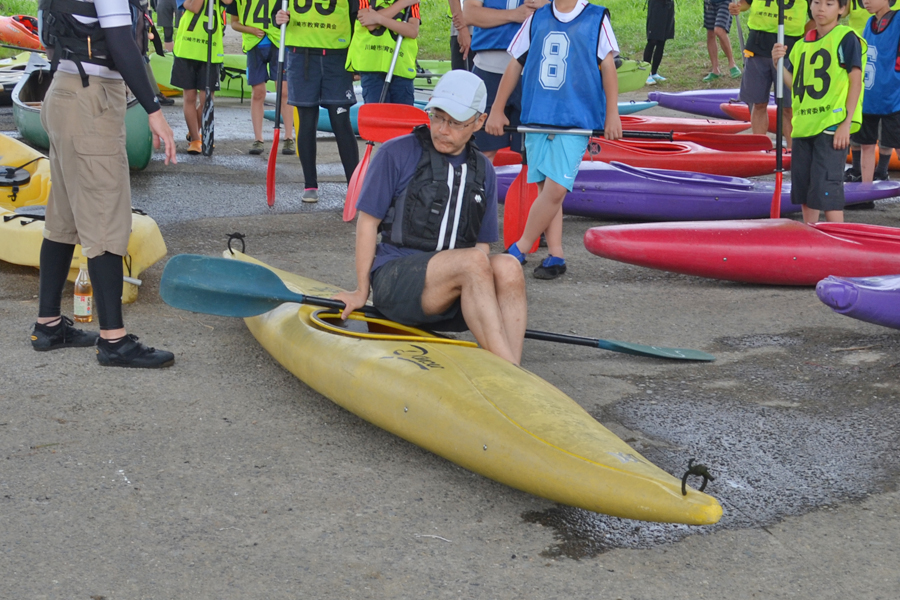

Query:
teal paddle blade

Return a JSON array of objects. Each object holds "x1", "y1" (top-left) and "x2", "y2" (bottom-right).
[{"x1": 160, "y1": 254, "x2": 303, "y2": 318}]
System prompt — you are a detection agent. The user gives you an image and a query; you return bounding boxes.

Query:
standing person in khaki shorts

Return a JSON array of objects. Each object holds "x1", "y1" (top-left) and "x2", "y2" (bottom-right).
[{"x1": 34, "y1": 0, "x2": 178, "y2": 368}]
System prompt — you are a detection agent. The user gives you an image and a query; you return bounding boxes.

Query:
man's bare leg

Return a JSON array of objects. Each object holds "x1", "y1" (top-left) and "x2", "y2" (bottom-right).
[
  {"x1": 421, "y1": 248, "x2": 526, "y2": 364},
  {"x1": 488, "y1": 253, "x2": 526, "y2": 362}
]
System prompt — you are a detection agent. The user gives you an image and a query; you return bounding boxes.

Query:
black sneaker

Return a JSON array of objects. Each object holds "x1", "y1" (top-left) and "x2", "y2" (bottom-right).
[
  {"x1": 157, "y1": 93, "x2": 175, "y2": 107},
  {"x1": 533, "y1": 256, "x2": 567, "y2": 280},
  {"x1": 31, "y1": 316, "x2": 100, "y2": 351},
  {"x1": 96, "y1": 334, "x2": 175, "y2": 369},
  {"x1": 844, "y1": 168, "x2": 862, "y2": 183}
]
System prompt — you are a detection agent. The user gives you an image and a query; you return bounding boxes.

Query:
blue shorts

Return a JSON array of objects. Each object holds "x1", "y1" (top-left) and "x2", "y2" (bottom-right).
[
  {"x1": 524, "y1": 133, "x2": 589, "y2": 192},
  {"x1": 359, "y1": 72, "x2": 415, "y2": 105},
  {"x1": 246, "y1": 40, "x2": 280, "y2": 86},
  {"x1": 285, "y1": 47, "x2": 355, "y2": 107},
  {"x1": 472, "y1": 66, "x2": 523, "y2": 153}
]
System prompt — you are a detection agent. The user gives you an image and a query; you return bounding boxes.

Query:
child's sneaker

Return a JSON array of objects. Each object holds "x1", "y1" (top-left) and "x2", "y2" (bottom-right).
[
  {"x1": 652, "y1": 73, "x2": 667, "y2": 82},
  {"x1": 249, "y1": 140, "x2": 265, "y2": 155},
  {"x1": 645, "y1": 75, "x2": 657, "y2": 86},
  {"x1": 505, "y1": 243, "x2": 527, "y2": 265},
  {"x1": 31, "y1": 317, "x2": 99, "y2": 351},
  {"x1": 533, "y1": 256, "x2": 567, "y2": 280},
  {"x1": 187, "y1": 140, "x2": 202, "y2": 155},
  {"x1": 844, "y1": 168, "x2": 862, "y2": 183},
  {"x1": 96, "y1": 334, "x2": 175, "y2": 369},
  {"x1": 729, "y1": 66, "x2": 742, "y2": 78},
  {"x1": 302, "y1": 188, "x2": 318, "y2": 203},
  {"x1": 282, "y1": 138, "x2": 296, "y2": 155},
  {"x1": 702, "y1": 72, "x2": 720, "y2": 82}
]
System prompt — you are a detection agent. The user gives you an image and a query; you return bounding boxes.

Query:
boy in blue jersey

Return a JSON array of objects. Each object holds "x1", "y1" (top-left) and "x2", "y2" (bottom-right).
[
  {"x1": 485, "y1": 0, "x2": 622, "y2": 279},
  {"x1": 850, "y1": 0, "x2": 900, "y2": 182}
]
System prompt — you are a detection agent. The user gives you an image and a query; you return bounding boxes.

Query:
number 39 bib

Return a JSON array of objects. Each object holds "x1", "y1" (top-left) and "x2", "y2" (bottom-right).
[
  {"x1": 789, "y1": 25, "x2": 866, "y2": 138},
  {"x1": 283, "y1": 0, "x2": 352, "y2": 49}
]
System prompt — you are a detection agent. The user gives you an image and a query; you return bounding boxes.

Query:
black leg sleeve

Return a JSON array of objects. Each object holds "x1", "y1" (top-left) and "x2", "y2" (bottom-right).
[
  {"x1": 38, "y1": 239, "x2": 76, "y2": 318},
  {"x1": 327, "y1": 106, "x2": 360, "y2": 182},
  {"x1": 652, "y1": 41, "x2": 666, "y2": 75},
  {"x1": 643, "y1": 40, "x2": 657, "y2": 65},
  {"x1": 297, "y1": 106, "x2": 319, "y2": 189},
  {"x1": 87, "y1": 252, "x2": 125, "y2": 331}
]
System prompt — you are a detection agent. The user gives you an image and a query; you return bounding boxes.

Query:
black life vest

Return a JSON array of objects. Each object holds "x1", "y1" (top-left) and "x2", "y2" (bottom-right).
[
  {"x1": 39, "y1": 0, "x2": 154, "y2": 87},
  {"x1": 381, "y1": 126, "x2": 488, "y2": 252}
]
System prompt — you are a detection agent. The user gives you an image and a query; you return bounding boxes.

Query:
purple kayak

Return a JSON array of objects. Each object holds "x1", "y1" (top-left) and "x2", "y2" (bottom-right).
[
  {"x1": 648, "y1": 89, "x2": 774, "y2": 119},
  {"x1": 816, "y1": 275, "x2": 900, "y2": 330},
  {"x1": 496, "y1": 162, "x2": 900, "y2": 221}
]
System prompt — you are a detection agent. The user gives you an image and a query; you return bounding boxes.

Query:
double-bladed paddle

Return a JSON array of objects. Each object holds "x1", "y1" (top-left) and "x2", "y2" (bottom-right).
[
  {"x1": 266, "y1": 0, "x2": 289, "y2": 207},
  {"x1": 771, "y1": 0, "x2": 786, "y2": 218},
  {"x1": 343, "y1": 10, "x2": 412, "y2": 222},
  {"x1": 160, "y1": 254, "x2": 715, "y2": 362},
  {"x1": 201, "y1": 0, "x2": 216, "y2": 157}
]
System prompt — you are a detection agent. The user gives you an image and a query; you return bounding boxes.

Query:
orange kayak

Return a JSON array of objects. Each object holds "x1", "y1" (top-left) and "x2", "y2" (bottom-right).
[{"x1": 0, "y1": 16, "x2": 43, "y2": 51}]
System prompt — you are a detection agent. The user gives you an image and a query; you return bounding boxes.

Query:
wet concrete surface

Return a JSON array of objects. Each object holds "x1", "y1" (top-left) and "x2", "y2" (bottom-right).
[{"x1": 2, "y1": 91, "x2": 900, "y2": 598}]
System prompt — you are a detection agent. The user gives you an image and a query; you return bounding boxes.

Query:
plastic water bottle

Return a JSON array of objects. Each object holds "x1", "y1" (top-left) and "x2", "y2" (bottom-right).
[{"x1": 73, "y1": 258, "x2": 93, "y2": 323}]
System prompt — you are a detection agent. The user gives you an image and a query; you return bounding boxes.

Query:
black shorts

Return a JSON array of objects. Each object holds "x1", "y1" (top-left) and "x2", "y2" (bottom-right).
[
  {"x1": 472, "y1": 66, "x2": 523, "y2": 153},
  {"x1": 790, "y1": 132, "x2": 846, "y2": 211},
  {"x1": 285, "y1": 47, "x2": 355, "y2": 107},
  {"x1": 850, "y1": 111, "x2": 900, "y2": 148},
  {"x1": 371, "y1": 251, "x2": 469, "y2": 333},
  {"x1": 170, "y1": 56, "x2": 221, "y2": 91},
  {"x1": 740, "y1": 56, "x2": 792, "y2": 108}
]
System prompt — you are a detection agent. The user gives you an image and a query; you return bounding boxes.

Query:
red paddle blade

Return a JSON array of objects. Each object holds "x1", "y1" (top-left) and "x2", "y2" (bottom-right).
[
  {"x1": 358, "y1": 103, "x2": 429, "y2": 143},
  {"x1": 503, "y1": 165, "x2": 540, "y2": 252},
  {"x1": 770, "y1": 170, "x2": 783, "y2": 219},
  {"x1": 344, "y1": 142, "x2": 373, "y2": 222},
  {"x1": 674, "y1": 132, "x2": 773, "y2": 152},
  {"x1": 265, "y1": 128, "x2": 280, "y2": 208}
]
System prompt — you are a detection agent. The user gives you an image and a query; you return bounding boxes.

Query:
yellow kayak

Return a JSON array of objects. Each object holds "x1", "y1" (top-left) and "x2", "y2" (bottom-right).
[
  {"x1": 226, "y1": 250, "x2": 723, "y2": 526},
  {"x1": 1, "y1": 206, "x2": 167, "y2": 304},
  {"x1": 0, "y1": 133, "x2": 51, "y2": 210}
]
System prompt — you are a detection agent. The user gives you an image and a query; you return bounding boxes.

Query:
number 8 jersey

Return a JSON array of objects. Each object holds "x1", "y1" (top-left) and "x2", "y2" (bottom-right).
[
  {"x1": 512, "y1": 1, "x2": 613, "y2": 130},
  {"x1": 788, "y1": 24, "x2": 866, "y2": 138}
]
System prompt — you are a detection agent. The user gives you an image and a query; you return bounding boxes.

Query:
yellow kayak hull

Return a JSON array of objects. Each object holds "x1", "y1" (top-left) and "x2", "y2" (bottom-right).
[
  {"x1": 0, "y1": 133, "x2": 51, "y2": 210},
  {"x1": 1, "y1": 207, "x2": 167, "y2": 304},
  {"x1": 228, "y1": 251, "x2": 723, "y2": 526}
]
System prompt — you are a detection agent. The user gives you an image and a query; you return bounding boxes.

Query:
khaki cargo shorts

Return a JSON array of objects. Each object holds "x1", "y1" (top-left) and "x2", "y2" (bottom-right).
[{"x1": 40, "y1": 70, "x2": 132, "y2": 258}]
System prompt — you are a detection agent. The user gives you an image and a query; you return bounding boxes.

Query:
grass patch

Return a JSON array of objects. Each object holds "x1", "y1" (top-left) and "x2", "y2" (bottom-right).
[
  {"x1": 0, "y1": 0, "x2": 38, "y2": 17},
  {"x1": 416, "y1": 0, "x2": 747, "y2": 92}
]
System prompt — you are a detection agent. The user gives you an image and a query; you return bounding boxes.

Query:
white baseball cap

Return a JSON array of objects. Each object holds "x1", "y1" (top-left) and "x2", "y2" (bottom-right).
[{"x1": 425, "y1": 70, "x2": 488, "y2": 122}]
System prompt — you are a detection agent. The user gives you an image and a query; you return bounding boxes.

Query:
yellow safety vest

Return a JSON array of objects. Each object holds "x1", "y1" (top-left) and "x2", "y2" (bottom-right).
[
  {"x1": 345, "y1": 0, "x2": 417, "y2": 78},
  {"x1": 748, "y1": 0, "x2": 810, "y2": 37},
  {"x1": 789, "y1": 25, "x2": 866, "y2": 137},
  {"x1": 283, "y1": 0, "x2": 352, "y2": 49},
  {"x1": 233, "y1": 0, "x2": 282, "y2": 52},
  {"x1": 173, "y1": 0, "x2": 226, "y2": 63}
]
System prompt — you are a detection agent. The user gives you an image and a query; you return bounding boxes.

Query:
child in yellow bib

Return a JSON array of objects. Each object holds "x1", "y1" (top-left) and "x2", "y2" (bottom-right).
[
  {"x1": 171, "y1": 0, "x2": 233, "y2": 154},
  {"x1": 773, "y1": 0, "x2": 865, "y2": 223},
  {"x1": 346, "y1": 0, "x2": 421, "y2": 105}
]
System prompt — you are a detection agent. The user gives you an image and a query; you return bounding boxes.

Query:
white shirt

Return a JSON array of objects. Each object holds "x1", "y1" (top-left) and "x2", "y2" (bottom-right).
[{"x1": 507, "y1": 0, "x2": 618, "y2": 62}]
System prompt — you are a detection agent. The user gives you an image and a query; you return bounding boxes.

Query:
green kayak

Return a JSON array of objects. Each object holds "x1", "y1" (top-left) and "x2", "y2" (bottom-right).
[{"x1": 12, "y1": 65, "x2": 153, "y2": 170}]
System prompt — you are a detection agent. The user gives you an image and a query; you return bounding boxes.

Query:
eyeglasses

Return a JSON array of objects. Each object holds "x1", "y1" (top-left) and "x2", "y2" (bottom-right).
[{"x1": 427, "y1": 110, "x2": 479, "y2": 131}]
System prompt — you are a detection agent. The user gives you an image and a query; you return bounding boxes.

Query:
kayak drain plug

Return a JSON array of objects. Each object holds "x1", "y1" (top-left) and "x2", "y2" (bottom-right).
[{"x1": 681, "y1": 459, "x2": 715, "y2": 496}]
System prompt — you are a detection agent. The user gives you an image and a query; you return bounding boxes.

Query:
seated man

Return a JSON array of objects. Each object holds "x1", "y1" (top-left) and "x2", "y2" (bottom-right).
[{"x1": 336, "y1": 70, "x2": 526, "y2": 364}]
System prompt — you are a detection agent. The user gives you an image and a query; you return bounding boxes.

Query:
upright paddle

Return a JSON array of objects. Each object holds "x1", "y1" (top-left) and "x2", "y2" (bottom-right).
[
  {"x1": 159, "y1": 254, "x2": 715, "y2": 361},
  {"x1": 266, "y1": 0, "x2": 289, "y2": 207},
  {"x1": 343, "y1": 11, "x2": 411, "y2": 222},
  {"x1": 201, "y1": 0, "x2": 216, "y2": 157},
  {"x1": 733, "y1": 0, "x2": 746, "y2": 69},
  {"x1": 770, "y1": 0, "x2": 785, "y2": 218}
]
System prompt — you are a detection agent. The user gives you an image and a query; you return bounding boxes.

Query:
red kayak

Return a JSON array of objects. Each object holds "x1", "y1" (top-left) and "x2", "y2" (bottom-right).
[
  {"x1": 495, "y1": 138, "x2": 786, "y2": 177},
  {"x1": 0, "y1": 16, "x2": 42, "y2": 51},
  {"x1": 619, "y1": 114, "x2": 750, "y2": 134},
  {"x1": 719, "y1": 102, "x2": 778, "y2": 133},
  {"x1": 584, "y1": 219, "x2": 900, "y2": 286}
]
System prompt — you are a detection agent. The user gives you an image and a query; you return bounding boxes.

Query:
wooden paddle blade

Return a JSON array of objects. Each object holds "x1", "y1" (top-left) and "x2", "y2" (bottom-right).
[
  {"x1": 674, "y1": 132, "x2": 772, "y2": 152},
  {"x1": 771, "y1": 170, "x2": 783, "y2": 219},
  {"x1": 344, "y1": 142, "x2": 373, "y2": 221},
  {"x1": 160, "y1": 254, "x2": 303, "y2": 318},
  {"x1": 266, "y1": 128, "x2": 280, "y2": 207},
  {"x1": 358, "y1": 103, "x2": 429, "y2": 143},
  {"x1": 503, "y1": 165, "x2": 540, "y2": 252}
]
